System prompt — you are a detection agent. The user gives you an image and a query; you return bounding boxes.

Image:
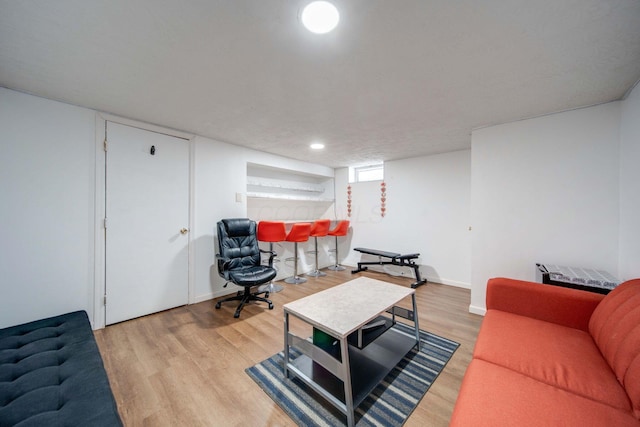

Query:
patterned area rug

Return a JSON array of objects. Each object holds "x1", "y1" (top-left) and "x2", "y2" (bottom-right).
[{"x1": 246, "y1": 323, "x2": 459, "y2": 426}]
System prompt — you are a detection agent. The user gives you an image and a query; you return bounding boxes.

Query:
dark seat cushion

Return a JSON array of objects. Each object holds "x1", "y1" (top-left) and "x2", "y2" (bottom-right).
[
  {"x1": 229, "y1": 265, "x2": 277, "y2": 287},
  {"x1": 0, "y1": 311, "x2": 122, "y2": 426}
]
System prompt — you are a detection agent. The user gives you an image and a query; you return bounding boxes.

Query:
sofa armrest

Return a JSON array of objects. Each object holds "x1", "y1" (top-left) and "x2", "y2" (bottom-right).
[{"x1": 486, "y1": 277, "x2": 605, "y2": 331}]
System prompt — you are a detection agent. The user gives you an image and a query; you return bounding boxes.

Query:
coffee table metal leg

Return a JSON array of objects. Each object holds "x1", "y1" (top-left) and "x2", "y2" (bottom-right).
[
  {"x1": 283, "y1": 311, "x2": 290, "y2": 378},
  {"x1": 412, "y1": 294, "x2": 420, "y2": 351},
  {"x1": 340, "y1": 338, "x2": 355, "y2": 427}
]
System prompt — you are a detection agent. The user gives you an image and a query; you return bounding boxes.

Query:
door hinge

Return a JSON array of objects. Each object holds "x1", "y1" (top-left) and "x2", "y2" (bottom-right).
[
  {"x1": 103, "y1": 295, "x2": 107, "y2": 306},
  {"x1": 103, "y1": 218, "x2": 107, "y2": 229},
  {"x1": 103, "y1": 139, "x2": 108, "y2": 152}
]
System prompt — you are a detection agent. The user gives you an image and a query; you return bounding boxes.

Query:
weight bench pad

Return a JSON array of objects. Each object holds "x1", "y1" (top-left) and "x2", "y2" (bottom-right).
[
  {"x1": 354, "y1": 248, "x2": 401, "y2": 258},
  {"x1": 0, "y1": 311, "x2": 123, "y2": 426},
  {"x1": 354, "y1": 248, "x2": 419, "y2": 261}
]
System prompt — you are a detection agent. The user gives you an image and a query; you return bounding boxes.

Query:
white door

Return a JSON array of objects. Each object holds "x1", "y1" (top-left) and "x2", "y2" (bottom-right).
[{"x1": 105, "y1": 122, "x2": 189, "y2": 325}]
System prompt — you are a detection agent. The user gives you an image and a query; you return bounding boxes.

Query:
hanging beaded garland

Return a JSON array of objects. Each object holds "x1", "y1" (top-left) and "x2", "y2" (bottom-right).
[
  {"x1": 347, "y1": 185, "x2": 352, "y2": 217},
  {"x1": 380, "y1": 181, "x2": 386, "y2": 217}
]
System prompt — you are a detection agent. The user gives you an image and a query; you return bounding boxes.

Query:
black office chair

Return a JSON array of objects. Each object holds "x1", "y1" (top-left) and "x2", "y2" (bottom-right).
[{"x1": 215, "y1": 218, "x2": 277, "y2": 318}]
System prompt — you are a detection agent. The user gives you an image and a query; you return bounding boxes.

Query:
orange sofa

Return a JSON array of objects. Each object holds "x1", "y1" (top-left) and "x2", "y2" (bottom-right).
[{"x1": 450, "y1": 277, "x2": 640, "y2": 426}]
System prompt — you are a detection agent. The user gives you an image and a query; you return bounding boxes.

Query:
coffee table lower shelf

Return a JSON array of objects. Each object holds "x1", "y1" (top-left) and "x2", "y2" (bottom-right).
[{"x1": 285, "y1": 327, "x2": 417, "y2": 415}]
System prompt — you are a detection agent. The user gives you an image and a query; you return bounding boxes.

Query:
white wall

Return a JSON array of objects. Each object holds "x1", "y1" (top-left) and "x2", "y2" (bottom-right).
[
  {"x1": 0, "y1": 87, "x2": 337, "y2": 328},
  {"x1": 334, "y1": 150, "x2": 472, "y2": 288},
  {"x1": 0, "y1": 88, "x2": 96, "y2": 328},
  {"x1": 3, "y1": 84, "x2": 636, "y2": 327},
  {"x1": 619, "y1": 83, "x2": 640, "y2": 280},
  {"x1": 192, "y1": 136, "x2": 247, "y2": 303},
  {"x1": 470, "y1": 102, "x2": 621, "y2": 314}
]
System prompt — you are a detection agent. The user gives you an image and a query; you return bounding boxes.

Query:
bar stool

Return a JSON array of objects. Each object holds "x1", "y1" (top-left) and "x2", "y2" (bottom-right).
[
  {"x1": 257, "y1": 221, "x2": 287, "y2": 293},
  {"x1": 327, "y1": 220, "x2": 350, "y2": 271},
  {"x1": 306, "y1": 219, "x2": 331, "y2": 277},
  {"x1": 284, "y1": 222, "x2": 311, "y2": 284}
]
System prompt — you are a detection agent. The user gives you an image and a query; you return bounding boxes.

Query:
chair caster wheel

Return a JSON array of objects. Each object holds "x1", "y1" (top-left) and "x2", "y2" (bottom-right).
[
  {"x1": 265, "y1": 292, "x2": 270, "y2": 298},
  {"x1": 268, "y1": 303, "x2": 274, "y2": 310},
  {"x1": 215, "y1": 302, "x2": 221, "y2": 309},
  {"x1": 234, "y1": 311, "x2": 241, "y2": 318}
]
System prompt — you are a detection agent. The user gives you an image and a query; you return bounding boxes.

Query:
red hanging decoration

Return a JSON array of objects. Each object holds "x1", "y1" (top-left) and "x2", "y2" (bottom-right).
[
  {"x1": 380, "y1": 181, "x2": 386, "y2": 217},
  {"x1": 347, "y1": 185, "x2": 352, "y2": 217}
]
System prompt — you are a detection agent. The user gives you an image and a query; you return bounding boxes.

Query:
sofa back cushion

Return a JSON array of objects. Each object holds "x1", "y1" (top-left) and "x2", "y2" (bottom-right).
[
  {"x1": 589, "y1": 279, "x2": 640, "y2": 418},
  {"x1": 625, "y1": 354, "x2": 640, "y2": 419}
]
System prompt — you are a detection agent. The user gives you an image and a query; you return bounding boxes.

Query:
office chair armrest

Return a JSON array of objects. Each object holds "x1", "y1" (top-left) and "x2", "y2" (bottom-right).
[
  {"x1": 260, "y1": 249, "x2": 276, "y2": 267},
  {"x1": 216, "y1": 254, "x2": 232, "y2": 270}
]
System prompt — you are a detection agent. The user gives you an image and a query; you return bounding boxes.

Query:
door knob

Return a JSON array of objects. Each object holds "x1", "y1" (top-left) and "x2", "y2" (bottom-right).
[{"x1": 180, "y1": 228, "x2": 189, "y2": 235}]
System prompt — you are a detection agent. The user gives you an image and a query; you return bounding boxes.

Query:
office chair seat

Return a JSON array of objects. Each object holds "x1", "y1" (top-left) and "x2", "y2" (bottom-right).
[{"x1": 228, "y1": 265, "x2": 277, "y2": 287}]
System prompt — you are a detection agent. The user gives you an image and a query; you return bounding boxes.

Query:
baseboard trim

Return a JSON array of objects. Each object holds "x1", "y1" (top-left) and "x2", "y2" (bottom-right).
[
  {"x1": 428, "y1": 277, "x2": 470, "y2": 289},
  {"x1": 469, "y1": 304, "x2": 486, "y2": 316},
  {"x1": 193, "y1": 294, "x2": 213, "y2": 304},
  {"x1": 343, "y1": 263, "x2": 471, "y2": 289},
  {"x1": 193, "y1": 288, "x2": 237, "y2": 304}
]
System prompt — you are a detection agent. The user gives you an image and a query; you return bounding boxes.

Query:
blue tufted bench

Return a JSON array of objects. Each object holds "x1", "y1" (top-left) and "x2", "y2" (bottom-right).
[{"x1": 0, "y1": 311, "x2": 122, "y2": 426}]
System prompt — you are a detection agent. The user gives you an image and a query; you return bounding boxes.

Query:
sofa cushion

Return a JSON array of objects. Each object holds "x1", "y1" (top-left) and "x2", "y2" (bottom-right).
[
  {"x1": 626, "y1": 354, "x2": 640, "y2": 419},
  {"x1": 486, "y1": 278, "x2": 603, "y2": 331},
  {"x1": 0, "y1": 311, "x2": 122, "y2": 426},
  {"x1": 450, "y1": 359, "x2": 639, "y2": 427},
  {"x1": 589, "y1": 279, "x2": 640, "y2": 418},
  {"x1": 474, "y1": 309, "x2": 631, "y2": 411}
]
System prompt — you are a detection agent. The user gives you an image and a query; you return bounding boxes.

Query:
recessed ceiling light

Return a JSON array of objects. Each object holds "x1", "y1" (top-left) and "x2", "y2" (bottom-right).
[
  {"x1": 310, "y1": 143, "x2": 325, "y2": 150},
  {"x1": 301, "y1": 1, "x2": 339, "y2": 34}
]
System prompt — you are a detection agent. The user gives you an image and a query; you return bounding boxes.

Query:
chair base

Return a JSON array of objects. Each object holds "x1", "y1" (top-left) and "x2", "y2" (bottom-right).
[
  {"x1": 327, "y1": 264, "x2": 346, "y2": 271},
  {"x1": 306, "y1": 269, "x2": 327, "y2": 277},
  {"x1": 215, "y1": 286, "x2": 273, "y2": 318},
  {"x1": 284, "y1": 276, "x2": 307, "y2": 284},
  {"x1": 258, "y1": 282, "x2": 284, "y2": 293}
]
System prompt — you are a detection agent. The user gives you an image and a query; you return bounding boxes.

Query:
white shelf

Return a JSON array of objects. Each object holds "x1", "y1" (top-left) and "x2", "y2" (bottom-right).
[
  {"x1": 246, "y1": 191, "x2": 333, "y2": 202},
  {"x1": 246, "y1": 162, "x2": 335, "y2": 212},
  {"x1": 247, "y1": 178, "x2": 324, "y2": 193}
]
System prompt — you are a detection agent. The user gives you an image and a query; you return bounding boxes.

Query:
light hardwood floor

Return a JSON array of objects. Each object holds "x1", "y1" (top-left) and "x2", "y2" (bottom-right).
[{"x1": 94, "y1": 269, "x2": 483, "y2": 427}]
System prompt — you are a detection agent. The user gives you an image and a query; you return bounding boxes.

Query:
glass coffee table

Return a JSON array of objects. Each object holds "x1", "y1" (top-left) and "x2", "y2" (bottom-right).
[{"x1": 283, "y1": 277, "x2": 420, "y2": 427}]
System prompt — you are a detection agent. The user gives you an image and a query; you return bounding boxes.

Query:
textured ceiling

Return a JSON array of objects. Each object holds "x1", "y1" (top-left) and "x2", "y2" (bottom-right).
[{"x1": 1, "y1": 0, "x2": 639, "y2": 168}]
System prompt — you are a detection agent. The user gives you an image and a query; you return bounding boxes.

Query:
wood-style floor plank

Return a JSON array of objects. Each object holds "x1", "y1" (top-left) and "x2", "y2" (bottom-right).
[{"x1": 94, "y1": 269, "x2": 483, "y2": 427}]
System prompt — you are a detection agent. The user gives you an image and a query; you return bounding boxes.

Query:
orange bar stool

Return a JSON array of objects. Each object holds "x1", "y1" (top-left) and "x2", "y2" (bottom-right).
[
  {"x1": 327, "y1": 220, "x2": 350, "y2": 271},
  {"x1": 257, "y1": 221, "x2": 287, "y2": 293},
  {"x1": 306, "y1": 219, "x2": 331, "y2": 277},
  {"x1": 284, "y1": 222, "x2": 311, "y2": 284}
]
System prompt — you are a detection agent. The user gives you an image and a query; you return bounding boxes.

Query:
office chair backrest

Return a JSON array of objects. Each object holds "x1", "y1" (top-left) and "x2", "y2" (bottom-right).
[{"x1": 217, "y1": 218, "x2": 260, "y2": 277}]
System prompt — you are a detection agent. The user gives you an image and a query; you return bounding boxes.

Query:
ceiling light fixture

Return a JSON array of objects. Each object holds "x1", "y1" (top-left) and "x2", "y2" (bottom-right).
[
  {"x1": 301, "y1": 1, "x2": 340, "y2": 34},
  {"x1": 310, "y1": 143, "x2": 325, "y2": 150}
]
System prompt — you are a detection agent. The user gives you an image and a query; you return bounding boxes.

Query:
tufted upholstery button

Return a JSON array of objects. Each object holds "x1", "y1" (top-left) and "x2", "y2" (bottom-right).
[{"x1": 0, "y1": 311, "x2": 123, "y2": 426}]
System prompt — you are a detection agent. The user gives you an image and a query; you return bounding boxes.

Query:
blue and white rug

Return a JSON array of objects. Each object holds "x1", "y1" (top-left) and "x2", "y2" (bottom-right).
[{"x1": 246, "y1": 323, "x2": 459, "y2": 426}]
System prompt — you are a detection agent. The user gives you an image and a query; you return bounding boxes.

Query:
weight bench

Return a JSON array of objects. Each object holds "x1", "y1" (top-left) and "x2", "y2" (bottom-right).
[{"x1": 351, "y1": 247, "x2": 427, "y2": 288}]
